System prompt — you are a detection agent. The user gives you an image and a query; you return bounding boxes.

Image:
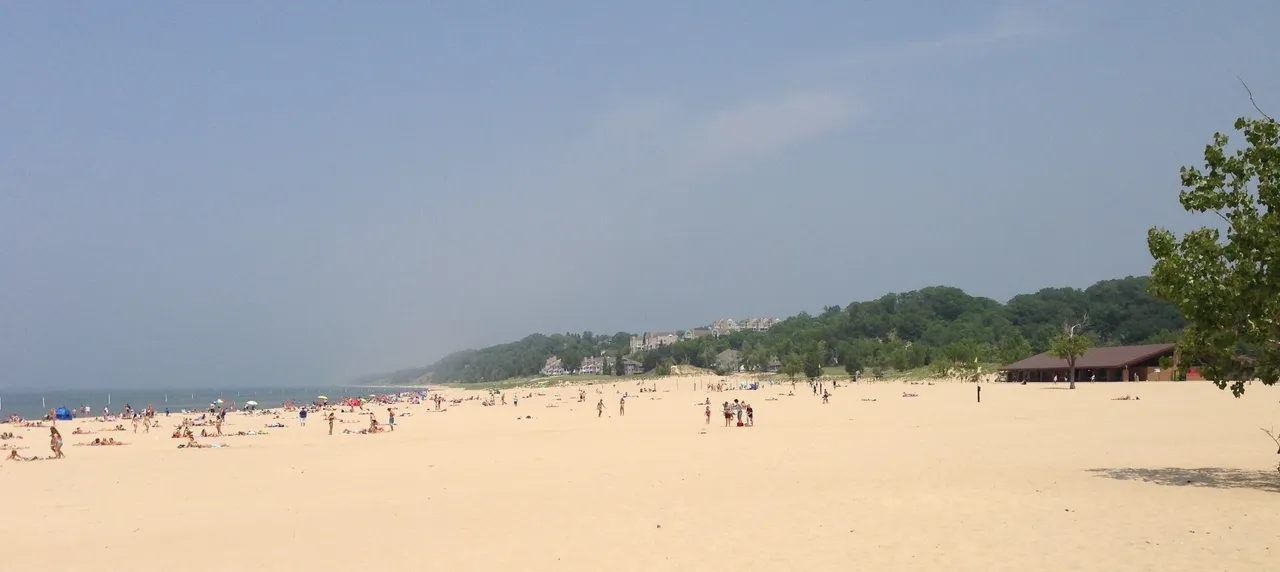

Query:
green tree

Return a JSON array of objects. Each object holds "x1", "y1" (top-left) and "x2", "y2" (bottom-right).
[
  {"x1": 559, "y1": 349, "x2": 584, "y2": 374},
  {"x1": 655, "y1": 357, "x2": 674, "y2": 376},
  {"x1": 1148, "y1": 108, "x2": 1280, "y2": 396},
  {"x1": 1047, "y1": 318, "x2": 1094, "y2": 390},
  {"x1": 698, "y1": 346, "x2": 718, "y2": 370},
  {"x1": 614, "y1": 351, "x2": 625, "y2": 376},
  {"x1": 803, "y1": 350, "x2": 824, "y2": 380},
  {"x1": 781, "y1": 354, "x2": 803, "y2": 380},
  {"x1": 843, "y1": 352, "x2": 863, "y2": 377},
  {"x1": 998, "y1": 332, "x2": 1033, "y2": 364}
]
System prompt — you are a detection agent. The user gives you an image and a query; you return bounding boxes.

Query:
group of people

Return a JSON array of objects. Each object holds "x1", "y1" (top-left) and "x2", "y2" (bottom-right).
[{"x1": 710, "y1": 398, "x2": 754, "y2": 427}]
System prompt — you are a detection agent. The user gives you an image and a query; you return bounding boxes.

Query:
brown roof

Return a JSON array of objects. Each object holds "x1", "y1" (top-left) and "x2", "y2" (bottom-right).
[{"x1": 1002, "y1": 344, "x2": 1175, "y2": 371}]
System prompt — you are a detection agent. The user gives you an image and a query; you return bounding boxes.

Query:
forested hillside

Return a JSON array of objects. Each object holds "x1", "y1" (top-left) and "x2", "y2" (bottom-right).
[{"x1": 398, "y1": 276, "x2": 1183, "y2": 384}]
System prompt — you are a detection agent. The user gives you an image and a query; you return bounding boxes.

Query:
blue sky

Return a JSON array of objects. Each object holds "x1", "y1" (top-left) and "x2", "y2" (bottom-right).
[{"x1": 1, "y1": 1, "x2": 1277, "y2": 389}]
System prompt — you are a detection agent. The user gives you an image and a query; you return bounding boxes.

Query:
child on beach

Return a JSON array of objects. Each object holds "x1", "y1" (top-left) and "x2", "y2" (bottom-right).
[
  {"x1": 300, "y1": 408, "x2": 308, "y2": 427},
  {"x1": 704, "y1": 405, "x2": 711, "y2": 424},
  {"x1": 50, "y1": 427, "x2": 64, "y2": 459},
  {"x1": 387, "y1": 408, "x2": 395, "y2": 431}
]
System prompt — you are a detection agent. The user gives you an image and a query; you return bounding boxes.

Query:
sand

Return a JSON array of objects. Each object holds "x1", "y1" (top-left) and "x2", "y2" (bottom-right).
[{"x1": 2, "y1": 376, "x2": 1278, "y2": 571}]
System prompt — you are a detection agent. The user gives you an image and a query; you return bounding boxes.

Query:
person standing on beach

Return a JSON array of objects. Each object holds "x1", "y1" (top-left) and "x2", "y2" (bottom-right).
[
  {"x1": 597, "y1": 399, "x2": 604, "y2": 418},
  {"x1": 619, "y1": 396, "x2": 626, "y2": 416},
  {"x1": 704, "y1": 405, "x2": 711, "y2": 424},
  {"x1": 50, "y1": 426, "x2": 64, "y2": 459},
  {"x1": 387, "y1": 408, "x2": 395, "y2": 431},
  {"x1": 299, "y1": 407, "x2": 308, "y2": 427},
  {"x1": 327, "y1": 412, "x2": 335, "y2": 435}
]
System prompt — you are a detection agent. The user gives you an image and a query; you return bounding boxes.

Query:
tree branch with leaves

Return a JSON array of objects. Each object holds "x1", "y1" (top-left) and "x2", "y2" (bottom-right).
[
  {"x1": 1148, "y1": 87, "x2": 1280, "y2": 397},
  {"x1": 1048, "y1": 315, "x2": 1094, "y2": 389}
]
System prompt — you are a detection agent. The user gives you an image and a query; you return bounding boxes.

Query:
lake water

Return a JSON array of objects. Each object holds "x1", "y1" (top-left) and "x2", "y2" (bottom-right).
[{"x1": 0, "y1": 386, "x2": 422, "y2": 419}]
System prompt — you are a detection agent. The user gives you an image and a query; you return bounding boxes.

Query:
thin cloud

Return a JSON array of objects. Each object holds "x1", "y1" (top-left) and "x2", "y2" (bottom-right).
[
  {"x1": 577, "y1": 5, "x2": 1040, "y2": 178},
  {"x1": 802, "y1": 4, "x2": 1044, "y2": 72},
  {"x1": 682, "y1": 92, "x2": 857, "y2": 168},
  {"x1": 589, "y1": 91, "x2": 857, "y2": 175}
]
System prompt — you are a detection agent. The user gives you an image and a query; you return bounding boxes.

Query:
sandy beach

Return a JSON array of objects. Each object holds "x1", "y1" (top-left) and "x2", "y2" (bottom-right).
[{"x1": 2, "y1": 376, "x2": 1278, "y2": 571}]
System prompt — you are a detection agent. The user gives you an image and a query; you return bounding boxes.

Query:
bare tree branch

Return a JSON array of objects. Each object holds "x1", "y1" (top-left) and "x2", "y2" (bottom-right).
[
  {"x1": 1238, "y1": 76, "x2": 1274, "y2": 122},
  {"x1": 1210, "y1": 208, "x2": 1237, "y2": 233},
  {"x1": 1263, "y1": 427, "x2": 1280, "y2": 454}
]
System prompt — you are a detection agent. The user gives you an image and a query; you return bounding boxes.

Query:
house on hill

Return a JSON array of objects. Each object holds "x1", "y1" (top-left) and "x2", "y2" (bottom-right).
[
  {"x1": 715, "y1": 349, "x2": 742, "y2": 372},
  {"x1": 579, "y1": 356, "x2": 608, "y2": 375},
  {"x1": 644, "y1": 332, "x2": 678, "y2": 350},
  {"x1": 540, "y1": 356, "x2": 566, "y2": 376},
  {"x1": 622, "y1": 357, "x2": 645, "y2": 375},
  {"x1": 1001, "y1": 343, "x2": 1201, "y2": 382}
]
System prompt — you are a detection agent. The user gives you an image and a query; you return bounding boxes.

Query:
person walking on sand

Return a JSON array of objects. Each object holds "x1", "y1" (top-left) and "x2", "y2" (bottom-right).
[
  {"x1": 619, "y1": 396, "x2": 626, "y2": 416},
  {"x1": 387, "y1": 408, "x2": 395, "y2": 431},
  {"x1": 327, "y1": 412, "x2": 336, "y2": 435},
  {"x1": 745, "y1": 402, "x2": 754, "y2": 426},
  {"x1": 704, "y1": 405, "x2": 711, "y2": 424},
  {"x1": 299, "y1": 407, "x2": 308, "y2": 427},
  {"x1": 597, "y1": 399, "x2": 605, "y2": 418},
  {"x1": 50, "y1": 426, "x2": 64, "y2": 459}
]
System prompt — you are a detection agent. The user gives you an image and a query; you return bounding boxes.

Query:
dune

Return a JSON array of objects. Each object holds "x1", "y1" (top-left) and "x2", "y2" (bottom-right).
[{"x1": 2, "y1": 376, "x2": 1277, "y2": 571}]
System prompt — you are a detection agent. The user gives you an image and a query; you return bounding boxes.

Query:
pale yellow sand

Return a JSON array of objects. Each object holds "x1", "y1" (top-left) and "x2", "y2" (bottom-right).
[{"x1": 3, "y1": 378, "x2": 1278, "y2": 572}]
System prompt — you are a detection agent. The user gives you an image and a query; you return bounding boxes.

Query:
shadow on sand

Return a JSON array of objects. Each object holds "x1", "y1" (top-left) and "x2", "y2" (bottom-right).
[{"x1": 1087, "y1": 467, "x2": 1280, "y2": 494}]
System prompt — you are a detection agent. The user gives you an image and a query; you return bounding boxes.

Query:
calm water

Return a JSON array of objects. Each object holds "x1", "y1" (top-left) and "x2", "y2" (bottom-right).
[{"x1": 0, "y1": 386, "x2": 420, "y2": 419}]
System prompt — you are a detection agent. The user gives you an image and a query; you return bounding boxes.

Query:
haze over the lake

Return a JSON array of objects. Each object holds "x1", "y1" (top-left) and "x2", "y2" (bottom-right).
[{"x1": 2, "y1": 1, "x2": 1276, "y2": 390}]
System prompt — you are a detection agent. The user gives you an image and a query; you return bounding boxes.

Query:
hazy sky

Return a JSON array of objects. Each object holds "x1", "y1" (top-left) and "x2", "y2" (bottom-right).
[{"x1": 2, "y1": 1, "x2": 1277, "y2": 389}]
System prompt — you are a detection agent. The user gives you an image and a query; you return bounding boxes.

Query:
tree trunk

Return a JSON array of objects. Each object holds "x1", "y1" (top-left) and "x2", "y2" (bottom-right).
[{"x1": 1068, "y1": 363, "x2": 1076, "y2": 390}]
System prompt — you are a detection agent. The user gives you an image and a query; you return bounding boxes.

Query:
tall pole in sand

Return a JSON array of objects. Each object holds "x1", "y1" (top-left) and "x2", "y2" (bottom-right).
[{"x1": 108, "y1": 393, "x2": 112, "y2": 406}]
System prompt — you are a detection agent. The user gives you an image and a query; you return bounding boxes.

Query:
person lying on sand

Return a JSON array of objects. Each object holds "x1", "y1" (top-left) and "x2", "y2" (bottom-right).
[
  {"x1": 902, "y1": 392, "x2": 919, "y2": 398},
  {"x1": 7, "y1": 450, "x2": 39, "y2": 462},
  {"x1": 1112, "y1": 395, "x2": 1140, "y2": 401},
  {"x1": 179, "y1": 436, "x2": 228, "y2": 449},
  {"x1": 77, "y1": 438, "x2": 126, "y2": 446},
  {"x1": 72, "y1": 427, "x2": 94, "y2": 435},
  {"x1": 861, "y1": 398, "x2": 877, "y2": 402}
]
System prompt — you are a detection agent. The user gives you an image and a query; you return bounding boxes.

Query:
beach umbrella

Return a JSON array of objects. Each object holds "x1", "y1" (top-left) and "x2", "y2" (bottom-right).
[
  {"x1": 215, "y1": 398, "x2": 225, "y2": 404},
  {"x1": 245, "y1": 400, "x2": 259, "y2": 406},
  {"x1": 317, "y1": 395, "x2": 328, "y2": 400}
]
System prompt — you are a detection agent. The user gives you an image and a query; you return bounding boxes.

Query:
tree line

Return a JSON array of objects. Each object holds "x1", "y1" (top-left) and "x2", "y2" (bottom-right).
[{"x1": 409, "y1": 275, "x2": 1183, "y2": 384}]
